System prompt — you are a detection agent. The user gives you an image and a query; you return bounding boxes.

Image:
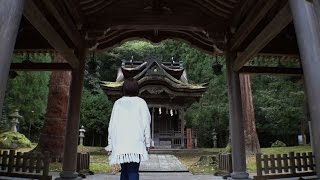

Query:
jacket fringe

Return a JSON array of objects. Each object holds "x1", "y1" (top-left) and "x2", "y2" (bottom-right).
[{"x1": 109, "y1": 153, "x2": 148, "y2": 165}]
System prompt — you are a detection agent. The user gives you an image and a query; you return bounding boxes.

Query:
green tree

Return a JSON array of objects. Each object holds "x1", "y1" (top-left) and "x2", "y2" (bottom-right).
[
  {"x1": 80, "y1": 90, "x2": 113, "y2": 145},
  {"x1": 3, "y1": 54, "x2": 51, "y2": 140},
  {"x1": 252, "y1": 75, "x2": 305, "y2": 146}
]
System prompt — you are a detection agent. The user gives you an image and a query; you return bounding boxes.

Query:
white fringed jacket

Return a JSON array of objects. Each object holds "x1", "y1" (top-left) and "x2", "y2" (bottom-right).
[{"x1": 105, "y1": 96, "x2": 151, "y2": 165}]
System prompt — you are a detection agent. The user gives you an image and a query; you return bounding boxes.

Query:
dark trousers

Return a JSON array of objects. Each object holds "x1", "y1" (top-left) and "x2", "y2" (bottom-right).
[{"x1": 120, "y1": 162, "x2": 140, "y2": 180}]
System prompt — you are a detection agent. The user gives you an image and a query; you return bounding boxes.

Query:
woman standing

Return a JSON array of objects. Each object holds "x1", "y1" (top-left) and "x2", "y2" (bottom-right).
[{"x1": 105, "y1": 78, "x2": 151, "y2": 180}]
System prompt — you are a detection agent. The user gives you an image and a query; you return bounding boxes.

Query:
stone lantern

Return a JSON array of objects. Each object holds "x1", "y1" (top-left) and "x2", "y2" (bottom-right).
[
  {"x1": 212, "y1": 129, "x2": 218, "y2": 148},
  {"x1": 9, "y1": 109, "x2": 22, "y2": 132},
  {"x1": 79, "y1": 125, "x2": 86, "y2": 146}
]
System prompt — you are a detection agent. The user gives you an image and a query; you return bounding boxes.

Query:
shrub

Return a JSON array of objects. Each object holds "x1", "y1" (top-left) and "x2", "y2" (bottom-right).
[{"x1": 0, "y1": 131, "x2": 32, "y2": 149}]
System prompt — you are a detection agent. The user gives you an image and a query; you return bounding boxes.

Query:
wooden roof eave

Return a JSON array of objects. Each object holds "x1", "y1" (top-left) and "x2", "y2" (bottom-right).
[
  {"x1": 122, "y1": 61, "x2": 148, "y2": 71},
  {"x1": 139, "y1": 85, "x2": 205, "y2": 98},
  {"x1": 23, "y1": 0, "x2": 80, "y2": 69},
  {"x1": 100, "y1": 77, "x2": 207, "y2": 93},
  {"x1": 232, "y1": 3, "x2": 292, "y2": 71},
  {"x1": 138, "y1": 76, "x2": 207, "y2": 92}
]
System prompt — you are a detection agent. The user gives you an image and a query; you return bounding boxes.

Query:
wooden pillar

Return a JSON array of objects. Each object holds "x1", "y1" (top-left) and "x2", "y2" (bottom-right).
[
  {"x1": 56, "y1": 52, "x2": 85, "y2": 180},
  {"x1": 180, "y1": 109, "x2": 185, "y2": 148},
  {"x1": 0, "y1": 0, "x2": 25, "y2": 119},
  {"x1": 151, "y1": 108, "x2": 155, "y2": 147},
  {"x1": 289, "y1": 0, "x2": 320, "y2": 177},
  {"x1": 226, "y1": 52, "x2": 249, "y2": 179},
  {"x1": 186, "y1": 128, "x2": 192, "y2": 150}
]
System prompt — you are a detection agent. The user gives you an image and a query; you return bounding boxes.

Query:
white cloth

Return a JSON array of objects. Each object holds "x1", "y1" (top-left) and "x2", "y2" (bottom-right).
[{"x1": 105, "y1": 96, "x2": 151, "y2": 165}]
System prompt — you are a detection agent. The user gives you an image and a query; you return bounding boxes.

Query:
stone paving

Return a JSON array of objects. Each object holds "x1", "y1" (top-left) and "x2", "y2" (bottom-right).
[
  {"x1": 140, "y1": 154, "x2": 188, "y2": 172},
  {"x1": 1, "y1": 173, "x2": 318, "y2": 180},
  {"x1": 73, "y1": 173, "x2": 221, "y2": 180},
  {"x1": 50, "y1": 173, "x2": 317, "y2": 180}
]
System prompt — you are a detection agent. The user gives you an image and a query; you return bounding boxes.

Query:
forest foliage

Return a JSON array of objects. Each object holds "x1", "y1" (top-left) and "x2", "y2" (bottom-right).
[{"x1": 2, "y1": 40, "x2": 307, "y2": 147}]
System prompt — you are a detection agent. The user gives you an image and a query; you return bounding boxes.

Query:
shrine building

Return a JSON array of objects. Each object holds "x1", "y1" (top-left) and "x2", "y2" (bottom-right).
[{"x1": 101, "y1": 58, "x2": 207, "y2": 149}]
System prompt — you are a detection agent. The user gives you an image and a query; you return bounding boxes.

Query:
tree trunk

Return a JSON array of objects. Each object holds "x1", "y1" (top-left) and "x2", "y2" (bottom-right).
[
  {"x1": 100, "y1": 134, "x2": 102, "y2": 147},
  {"x1": 239, "y1": 73, "x2": 260, "y2": 154},
  {"x1": 92, "y1": 132, "x2": 95, "y2": 146},
  {"x1": 34, "y1": 53, "x2": 71, "y2": 159}
]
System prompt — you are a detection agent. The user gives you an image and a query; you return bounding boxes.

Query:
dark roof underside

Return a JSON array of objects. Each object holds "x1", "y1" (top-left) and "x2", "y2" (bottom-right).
[{"x1": 15, "y1": 0, "x2": 297, "y2": 56}]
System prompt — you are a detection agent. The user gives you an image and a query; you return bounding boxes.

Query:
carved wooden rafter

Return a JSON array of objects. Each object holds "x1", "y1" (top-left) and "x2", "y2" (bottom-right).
[
  {"x1": 23, "y1": 0, "x2": 79, "y2": 69},
  {"x1": 93, "y1": 25, "x2": 207, "y2": 33},
  {"x1": 230, "y1": 0, "x2": 255, "y2": 28},
  {"x1": 15, "y1": 0, "x2": 300, "y2": 57},
  {"x1": 42, "y1": 0, "x2": 84, "y2": 50},
  {"x1": 62, "y1": 0, "x2": 84, "y2": 27},
  {"x1": 77, "y1": 0, "x2": 239, "y2": 52},
  {"x1": 215, "y1": 0, "x2": 236, "y2": 9},
  {"x1": 229, "y1": 0, "x2": 278, "y2": 51},
  {"x1": 199, "y1": 0, "x2": 233, "y2": 15},
  {"x1": 80, "y1": 0, "x2": 115, "y2": 15},
  {"x1": 83, "y1": 14, "x2": 227, "y2": 32},
  {"x1": 80, "y1": 0, "x2": 104, "y2": 9},
  {"x1": 232, "y1": 3, "x2": 292, "y2": 71},
  {"x1": 191, "y1": 0, "x2": 230, "y2": 19}
]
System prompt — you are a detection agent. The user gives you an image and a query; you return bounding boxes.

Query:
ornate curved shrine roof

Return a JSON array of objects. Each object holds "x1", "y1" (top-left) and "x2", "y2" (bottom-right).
[{"x1": 101, "y1": 59, "x2": 207, "y2": 108}]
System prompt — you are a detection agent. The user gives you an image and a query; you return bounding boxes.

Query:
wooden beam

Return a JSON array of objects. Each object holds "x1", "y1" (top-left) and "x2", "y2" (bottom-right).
[
  {"x1": 82, "y1": 0, "x2": 115, "y2": 15},
  {"x1": 230, "y1": 0, "x2": 255, "y2": 28},
  {"x1": 23, "y1": 0, "x2": 79, "y2": 69},
  {"x1": 42, "y1": 0, "x2": 84, "y2": 50},
  {"x1": 96, "y1": 25, "x2": 207, "y2": 32},
  {"x1": 10, "y1": 63, "x2": 72, "y2": 71},
  {"x1": 62, "y1": 0, "x2": 83, "y2": 28},
  {"x1": 191, "y1": 0, "x2": 230, "y2": 19},
  {"x1": 233, "y1": 3, "x2": 292, "y2": 71},
  {"x1": 97, "y1": 29, "x2": 212, "y2": 46},
  {"x1": 257, "y1": 53, "x2": 299, "y2": 58},
  {"x1": 93, "y1": 30, "x2": 215, "y2": 54},
  {"x1": 215, "y1": 0, "x2": 234, "y2": 9},
  {"x1": 80, "y1": 0, "x2": 105, "y2": 9},
  {"x1": 229, "y1": 0, "x2": 277, "y2": 51},
  {"x1": 199, "y1": 0, "x2": 232, "y2": 15},
  {"x1": 239, "y1": 66, "x2": 302, "y2": 75},
  {"x1": 84, "y1": 20, "x2": 226, "y2": 32}
]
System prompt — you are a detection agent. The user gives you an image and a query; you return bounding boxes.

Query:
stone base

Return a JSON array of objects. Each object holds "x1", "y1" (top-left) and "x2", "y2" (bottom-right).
[
  {"x1": 55, "y1": 171, "x2": 82, "y2": 180},
  {"x1": 227, "y1": 171, "x2": 251, "y2": 180}
]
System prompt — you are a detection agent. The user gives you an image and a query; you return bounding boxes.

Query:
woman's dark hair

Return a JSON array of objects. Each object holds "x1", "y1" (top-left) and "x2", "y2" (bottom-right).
[{"x1": 122, "y1": 78, "x2": 139, "y2": 96}]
